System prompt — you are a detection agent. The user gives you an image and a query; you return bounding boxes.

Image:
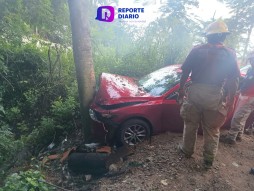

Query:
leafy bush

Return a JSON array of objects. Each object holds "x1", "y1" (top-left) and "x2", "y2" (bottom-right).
[
  {"x1": 51, "y1": 96, "x2": 78, "y2": 123},
  {"x1": 0, "y1": 41, "x2": 78, "y2": 148},
  {"x1": 0, "y1": 170, "x2": 54, "y2": 191},
  {"x1": 0, "y1": 124, "x2": 22, "y2": 167}
]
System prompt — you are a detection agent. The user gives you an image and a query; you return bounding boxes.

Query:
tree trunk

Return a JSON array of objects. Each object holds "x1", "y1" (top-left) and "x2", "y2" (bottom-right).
[
  {"x1": 241, "y1": 24, "x2": 253, "y2": 64},
  {"x1": 68, "y1": 0, "x2": 96, "y2": 141}
]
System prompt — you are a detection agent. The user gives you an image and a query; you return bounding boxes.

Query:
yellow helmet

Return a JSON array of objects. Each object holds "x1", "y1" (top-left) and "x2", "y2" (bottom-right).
[{"x1": 205, "y1": 20, "x2": 230, "y2": 36}]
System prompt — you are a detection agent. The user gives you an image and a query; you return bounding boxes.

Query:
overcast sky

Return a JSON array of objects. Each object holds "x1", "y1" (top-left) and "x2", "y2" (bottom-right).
[
  {"x1": 117, "y1": 0, "x2": 231, "y2": 23},
  {"x1": 115, "y1": 0, "x2": 253, "y2": 46}
]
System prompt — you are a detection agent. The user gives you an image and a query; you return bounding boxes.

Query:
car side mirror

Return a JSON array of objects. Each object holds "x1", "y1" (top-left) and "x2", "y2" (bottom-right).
[{"x1": 167, "y1": 91, "x2": 178, "y2": 100}]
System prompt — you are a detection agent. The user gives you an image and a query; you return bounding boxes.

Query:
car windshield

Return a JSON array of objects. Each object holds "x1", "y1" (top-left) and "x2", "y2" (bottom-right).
[{"x1": 138, "y1": 66, "x2": 181, "y2": 96}]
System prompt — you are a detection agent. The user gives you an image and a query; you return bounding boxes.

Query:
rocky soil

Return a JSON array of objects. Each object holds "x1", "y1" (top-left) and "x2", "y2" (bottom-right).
[{"x1": 45, "y1": 130, "x2": 254, "y2": 191}]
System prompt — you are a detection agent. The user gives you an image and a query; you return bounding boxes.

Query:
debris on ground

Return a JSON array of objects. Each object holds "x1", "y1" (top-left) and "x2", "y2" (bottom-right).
[{"x1": 41, "y1": 131, "x2": 254, "y2": 191}]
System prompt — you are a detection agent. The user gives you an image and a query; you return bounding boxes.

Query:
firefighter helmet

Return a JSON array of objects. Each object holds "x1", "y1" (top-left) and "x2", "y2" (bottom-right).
[
  {"x1": 247, "y1": 51, "x2": 254, "y2": 60},
  {"x1": 205, "y1": 20, "x2": 230, "y2": 36}
]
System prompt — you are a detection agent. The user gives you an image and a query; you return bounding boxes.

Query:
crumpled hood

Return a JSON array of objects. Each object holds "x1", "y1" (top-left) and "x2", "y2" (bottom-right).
[{"x1": 95, "y1": 73, "x2": 150, "y2": 105}]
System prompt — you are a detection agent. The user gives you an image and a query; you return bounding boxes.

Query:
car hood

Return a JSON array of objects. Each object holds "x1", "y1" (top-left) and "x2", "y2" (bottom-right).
[{"x1": 95, "y1": 73, "x2": 151, "y2": 105}]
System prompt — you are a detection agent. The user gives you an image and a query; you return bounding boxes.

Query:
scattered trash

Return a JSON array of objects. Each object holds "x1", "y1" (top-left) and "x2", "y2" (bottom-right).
[
  {"x1": 249, "y1": 168, "x2": 254, "y2": 175},
  {"x1": 48, "y1": 154, "x2": 61, "y2": 160},
  {"x1": 60, "y1": 147, "x2": 77, "y2": 163},
  {"x1": 96, "y1": 146, "x2": 112, "y2": 154},
  {"x1": 41, "y1": 148, "x2": 76, "y2": 166},
  {"x1": 232, "y1": 162, "x2": 239, "y2": 167},
  {"x1": 40, "y1": 143, "x2": 134, "y2": 178},
  {"x1": 61, "y1": 136, "x2": 68, "y2": 150},
  {"x1": 68, "y1": 152, "x2": 109, "y2": 175},
  {"x1": 85, "y1": 142, "x2": 100, "y2": 147},
  {"x1": 109, "y1": 164, "x2": 118, "y2": 172},
  {"x1": 47, "y1": 142, "x2": 55, "y2": 150},
  {"x1": 76, "y1": 142, "x2": 100, "y2": 153},
  {"x1": 161, "y1": 179, "x2": 168, "y2": 186},
  {"x1": 84, "y1": 175, "x2": 92, "y2": 181}
]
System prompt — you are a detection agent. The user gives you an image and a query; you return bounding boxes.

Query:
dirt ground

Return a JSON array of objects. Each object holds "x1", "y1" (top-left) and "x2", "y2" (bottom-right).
[{"x1": 45, "y1": 130, "x2": 254, "y2": 191}]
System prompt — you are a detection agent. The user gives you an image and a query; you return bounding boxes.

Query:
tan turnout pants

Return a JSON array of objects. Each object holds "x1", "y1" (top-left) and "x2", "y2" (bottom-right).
[
  {"x1": 180, "y1": 83, "x2": 227, "y2": 163},
  {"x1": 227, "y1": 95, "x2": 254, "y2": 140}
]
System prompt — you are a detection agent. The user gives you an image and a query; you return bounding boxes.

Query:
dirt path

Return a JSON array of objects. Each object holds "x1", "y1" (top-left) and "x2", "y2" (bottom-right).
[{"x1": 46, "y1": 131, "x2": 254, "y2": 191}]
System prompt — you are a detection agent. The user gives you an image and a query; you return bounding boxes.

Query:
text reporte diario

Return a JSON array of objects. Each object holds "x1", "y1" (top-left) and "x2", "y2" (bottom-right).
[{"x1": 118, "y1": 8, "x2": 144, "y2": 19}]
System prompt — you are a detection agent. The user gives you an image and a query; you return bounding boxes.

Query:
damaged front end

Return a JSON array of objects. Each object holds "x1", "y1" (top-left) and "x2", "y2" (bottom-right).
[
  {"x1": 89, "y1": 72, "x2": 151, "y2": 145},
  {"x1": 89, "y1": 100, "x2": 149, "y2": 145}
]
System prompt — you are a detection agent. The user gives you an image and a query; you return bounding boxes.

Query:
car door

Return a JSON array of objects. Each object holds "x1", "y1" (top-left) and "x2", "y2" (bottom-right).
[{"x1": 161, "y1": 89, "x2": 184, "y2": 133}]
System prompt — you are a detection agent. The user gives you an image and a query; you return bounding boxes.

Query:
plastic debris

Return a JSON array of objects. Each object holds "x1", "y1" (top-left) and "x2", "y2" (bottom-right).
[
  {"x1": 84, "y1": 143, "x2": 100, "y2": 149},
  {"x1": 161, "y1": 179, "x2": 168, "y2": 186},
  {"x1": 232, "y1": 162, "x2": 239, "y2": 167},
  {"x1": 96, "y1": 146, "x2": 112, "y2": 154},
  {"x1": 47, "y1": 142, "x2": 55, "y2": 149}
]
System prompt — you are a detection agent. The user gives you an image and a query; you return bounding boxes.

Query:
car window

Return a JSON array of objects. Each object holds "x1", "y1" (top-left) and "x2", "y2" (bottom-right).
[{"x1": 138, "y1": 67, "x2": 181, "y2": 96}]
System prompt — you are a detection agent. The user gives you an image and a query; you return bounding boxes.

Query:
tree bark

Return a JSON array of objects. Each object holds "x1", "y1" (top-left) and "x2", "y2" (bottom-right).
[
  {"x1": 68, "y1": 0, "x2": 96, "y2": 141},
  {"x1": 241, "y1": 24, "x2": 253, "y2": 64}
]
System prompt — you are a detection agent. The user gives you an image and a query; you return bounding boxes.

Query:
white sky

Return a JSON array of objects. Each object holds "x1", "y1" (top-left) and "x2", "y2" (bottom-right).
[
  {"x1": 116, "y1": 0, "x2": 253, "y2": 46},
  {"x1": 117, "y1": 0, "x2": 231, "y2": 23}
]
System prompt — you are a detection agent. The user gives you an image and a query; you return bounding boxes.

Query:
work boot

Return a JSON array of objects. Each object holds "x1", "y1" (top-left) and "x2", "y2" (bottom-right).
[
  {"x1": 219, "y1": 135, "x2": 236, "y2": 145},
  {"x1": 236, "y1": 134, "x2": 242, "y2": 142},
  {"x1": 245, "y1": 128, "x2": 253, "y2": 135},
  {"x1": 250, "y1": 168, "x2": 254, "y2": 175},
  {"x1": 177, "y1": 144, "x2": 192, "y2": 158},
  {"x1": 203, "y1": 160, "x2": 213, "y2": 170}
]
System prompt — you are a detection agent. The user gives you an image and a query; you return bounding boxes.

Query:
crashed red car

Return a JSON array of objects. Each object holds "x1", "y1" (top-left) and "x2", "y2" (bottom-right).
[{"x1": 89, "y1": 65, "x2": 254, "y2": 145}]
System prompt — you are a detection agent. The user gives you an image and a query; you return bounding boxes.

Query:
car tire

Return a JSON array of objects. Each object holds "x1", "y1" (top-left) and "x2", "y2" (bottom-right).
[{"x1": 117, "y1": 119, "x2": 150, "y2": 146}]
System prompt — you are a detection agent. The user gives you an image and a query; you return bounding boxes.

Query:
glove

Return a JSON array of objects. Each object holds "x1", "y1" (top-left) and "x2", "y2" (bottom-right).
[{"x1": 177, "y1": 88, "x2": 185, "y2": 105}]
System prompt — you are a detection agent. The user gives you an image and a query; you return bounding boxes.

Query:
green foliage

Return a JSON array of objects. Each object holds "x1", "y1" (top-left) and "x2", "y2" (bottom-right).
[
  {"x1": 0, "y1": 125, "x2": 15, "y2": 165},
  {"x1": 222, "y1": 0, "x2": 254, "y2": 57},
  {"x1": 0, "y1": 39, "x2": 78, "y2": 153},
  {"x1": 22, "y1": 93, "x2": 78, "y2": 149},
  {"x1": 0, "y1": 0, "x2": 70, "y2": 46},
  {"x1": 0, "y1": 170, "x2": 53, "y2": 191},
  {"x1": 5, "y1": 106, "x2": 22, "y2": 121},
  {"x1": 52, "y1": 96, "x2": 78, "y2": 122},
  {"x1": 0, "y1": 124, "x2": 23, "y2": 176}
]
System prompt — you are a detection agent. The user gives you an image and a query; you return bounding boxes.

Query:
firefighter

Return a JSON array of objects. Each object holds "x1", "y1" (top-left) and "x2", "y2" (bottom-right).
[
  {"x1": 177, "y1": 20, "x2": 240, "y2": 169},
  {"x1": 220, "y1": 51, "x2": 254, "y2": 144}
]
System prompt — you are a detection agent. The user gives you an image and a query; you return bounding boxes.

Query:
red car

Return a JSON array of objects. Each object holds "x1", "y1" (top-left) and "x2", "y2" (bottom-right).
[{"x1": 89, "y1": 65, "x2": 254, "y2": 145}]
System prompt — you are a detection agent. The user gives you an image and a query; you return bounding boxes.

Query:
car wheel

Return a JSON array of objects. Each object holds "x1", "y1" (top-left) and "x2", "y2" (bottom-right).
[{"x1": 117, "y1": 119, "x2": 150, "y2": 146}]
